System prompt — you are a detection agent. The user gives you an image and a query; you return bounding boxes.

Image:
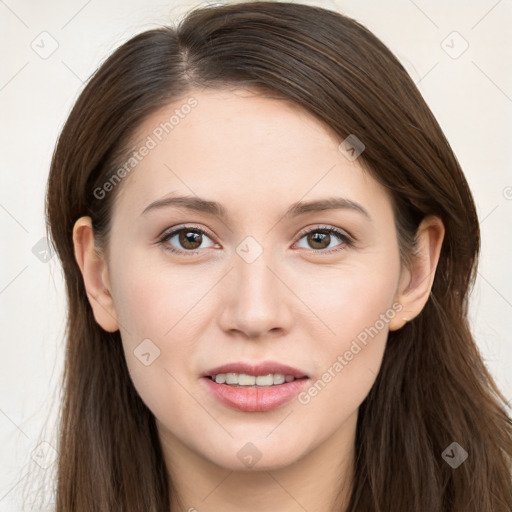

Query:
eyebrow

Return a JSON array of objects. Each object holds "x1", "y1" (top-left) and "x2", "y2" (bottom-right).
[{"x1": 140, "y1": 194, "x2": 371, "y2": 221}]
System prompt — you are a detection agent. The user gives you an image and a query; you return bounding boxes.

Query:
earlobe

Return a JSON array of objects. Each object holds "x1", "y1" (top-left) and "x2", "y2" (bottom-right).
[
  {"x1": 389, "y1": 215, "x2": 445, "y2": 331},
  {"x1": 72, "y1": 216, "x2": 119, "y2": 333}
]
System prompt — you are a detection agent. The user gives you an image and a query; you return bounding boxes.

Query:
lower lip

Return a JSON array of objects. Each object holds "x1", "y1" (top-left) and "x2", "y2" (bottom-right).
[{"x1": 202, "y1": 377, "x2": 310, "y2": 412}]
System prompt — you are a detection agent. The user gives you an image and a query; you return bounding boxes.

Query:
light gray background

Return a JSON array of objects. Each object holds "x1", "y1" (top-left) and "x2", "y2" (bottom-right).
[{"x1": 1, "y1": 0, "x2": 511, "y2": 509}]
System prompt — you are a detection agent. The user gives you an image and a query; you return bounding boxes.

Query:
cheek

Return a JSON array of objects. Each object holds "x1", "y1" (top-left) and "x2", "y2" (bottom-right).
[
  {"x1": 292, "y1": 252, "x2": 400, "y2": 344},
  {"x1": 110, "y1": 247, "x2": 206, "y2": 340},
  {"x1": 107, "y1": 251, "x2": 197, "y2": 398},
  {"x1": 107, "y1": 247, "x2": 235, "y2": 419},
  {"x1": 292, "y1": 256, "x2": 399, "y2": 415}
]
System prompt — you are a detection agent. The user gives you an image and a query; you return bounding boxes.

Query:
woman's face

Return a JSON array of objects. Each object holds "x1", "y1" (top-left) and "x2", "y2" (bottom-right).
[{"x1": 100, "y1": 87, "x2": 405, "y2": 471}]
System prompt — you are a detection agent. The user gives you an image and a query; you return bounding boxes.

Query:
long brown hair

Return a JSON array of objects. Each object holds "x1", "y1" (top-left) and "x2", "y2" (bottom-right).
[{"x1": 42, "y1": 2, "x2": 512, "y2": 510}]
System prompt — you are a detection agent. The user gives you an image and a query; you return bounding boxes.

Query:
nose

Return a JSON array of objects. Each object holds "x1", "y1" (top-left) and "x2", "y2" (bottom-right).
[{"x1": 218, "y1": 249, "x2": 294, "y2": 340}]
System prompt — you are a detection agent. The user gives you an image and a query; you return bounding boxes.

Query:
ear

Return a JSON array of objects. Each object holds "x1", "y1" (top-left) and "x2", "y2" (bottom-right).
[
  {"x1": 72, "y1": 216, "x2": 119, "y2": 332},
  {"x1": 389, "y1": 215, "x2": 445, "y2": 331}
]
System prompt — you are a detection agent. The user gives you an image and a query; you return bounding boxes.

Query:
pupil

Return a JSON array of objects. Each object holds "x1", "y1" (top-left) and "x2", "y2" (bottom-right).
[
  {"x1": 181, "y1": 230, "x2": 201, "y2": 249},
  {"x1": 310, "y1": 232, "x2": 329, "y2": 249}
]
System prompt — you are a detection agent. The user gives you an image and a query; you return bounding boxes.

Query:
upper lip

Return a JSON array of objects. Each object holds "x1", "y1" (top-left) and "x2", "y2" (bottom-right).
[{"x1": 201, "y1": 361, "x2": 309, "y2": 379}]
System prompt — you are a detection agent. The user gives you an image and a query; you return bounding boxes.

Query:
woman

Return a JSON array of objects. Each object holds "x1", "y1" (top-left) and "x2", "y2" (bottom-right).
[{"x1": 44, "y1": 1, "x2": 512, "y2": 510}]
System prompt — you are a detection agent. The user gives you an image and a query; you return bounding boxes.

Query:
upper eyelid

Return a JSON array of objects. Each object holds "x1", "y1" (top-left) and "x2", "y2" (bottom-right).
[
  {"x1": 296, "y1": 224, "x2": 351, "y2": 239},
  {"x1": 159, "y1": 223, "x2": 214, "y2": 239}
]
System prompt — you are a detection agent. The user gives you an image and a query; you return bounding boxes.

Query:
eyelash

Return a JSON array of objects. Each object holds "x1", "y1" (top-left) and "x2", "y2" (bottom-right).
[{"x1": 157, "y1": 224, "x2": 354, "y2": 256}]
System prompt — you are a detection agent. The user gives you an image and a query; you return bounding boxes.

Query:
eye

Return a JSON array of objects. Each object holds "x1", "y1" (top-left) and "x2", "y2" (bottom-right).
[
  {"x1": 294, "y1": 225, "x2": 353, "y2": 254},
  {"x1": 158, "y1": 226, "x2": 216, "y2": 255},
  {"x1": 158, "y1": 224, "x2": 353, "y2": 256}
]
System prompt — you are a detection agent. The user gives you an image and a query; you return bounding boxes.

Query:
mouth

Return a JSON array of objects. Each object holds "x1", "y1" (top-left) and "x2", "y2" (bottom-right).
[
  {"x1": 205, "y1": 372, "x2": 306, "y2": 387},
  {"x1": 200, "y1": 362, "x2": 310, "y2": 412}
]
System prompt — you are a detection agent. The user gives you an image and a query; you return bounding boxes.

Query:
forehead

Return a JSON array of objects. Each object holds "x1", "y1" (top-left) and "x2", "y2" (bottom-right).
[{"x1": 110, "y1": 87, "x2": 390, "y2": 224}]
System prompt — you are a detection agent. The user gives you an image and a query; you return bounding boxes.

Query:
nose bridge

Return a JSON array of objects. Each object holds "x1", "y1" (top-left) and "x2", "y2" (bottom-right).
[{"x1": 222, "y1": 238, "x2": 290, "y2": 337}]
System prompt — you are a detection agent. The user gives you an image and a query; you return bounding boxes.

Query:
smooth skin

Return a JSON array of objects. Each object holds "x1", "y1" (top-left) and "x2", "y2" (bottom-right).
[{"x1": 73, "y1": 87, "x2": 444, "y2": 512}]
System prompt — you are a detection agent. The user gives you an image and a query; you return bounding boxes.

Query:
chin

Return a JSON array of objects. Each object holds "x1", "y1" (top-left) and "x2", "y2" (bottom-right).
[{"x1": 203, "y1": 439, "x2": 307, "y2": 472}]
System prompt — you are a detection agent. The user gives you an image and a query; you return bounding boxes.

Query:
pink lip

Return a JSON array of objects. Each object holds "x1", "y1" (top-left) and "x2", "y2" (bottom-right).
[
  {"x1": 200, "y1": 361, "x2": 311, "y2": 412},
  {"x1": 201, "y1": 377, "x2": 310, "y2": 412}
]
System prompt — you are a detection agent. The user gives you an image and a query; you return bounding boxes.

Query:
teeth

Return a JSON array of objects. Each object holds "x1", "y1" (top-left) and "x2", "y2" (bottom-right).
[
  {"x1": 272, "y1": 374, "x2": 285, "y2": 385},
  {"x1": 212, "y1": 373, "x2": 297, "y2": 386},
  {"x1": 256, "y1": 374, "x2": 274, "y2": 386},
  {"x1": 225, "y1": 372, "x2": 238, "y2": 385},
  {"x1": 215, "y1": 374, "x2": 226, "y2": 384},
  {"x1": 239, "y1": 374, "x2": 256, "y2": 385}
]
